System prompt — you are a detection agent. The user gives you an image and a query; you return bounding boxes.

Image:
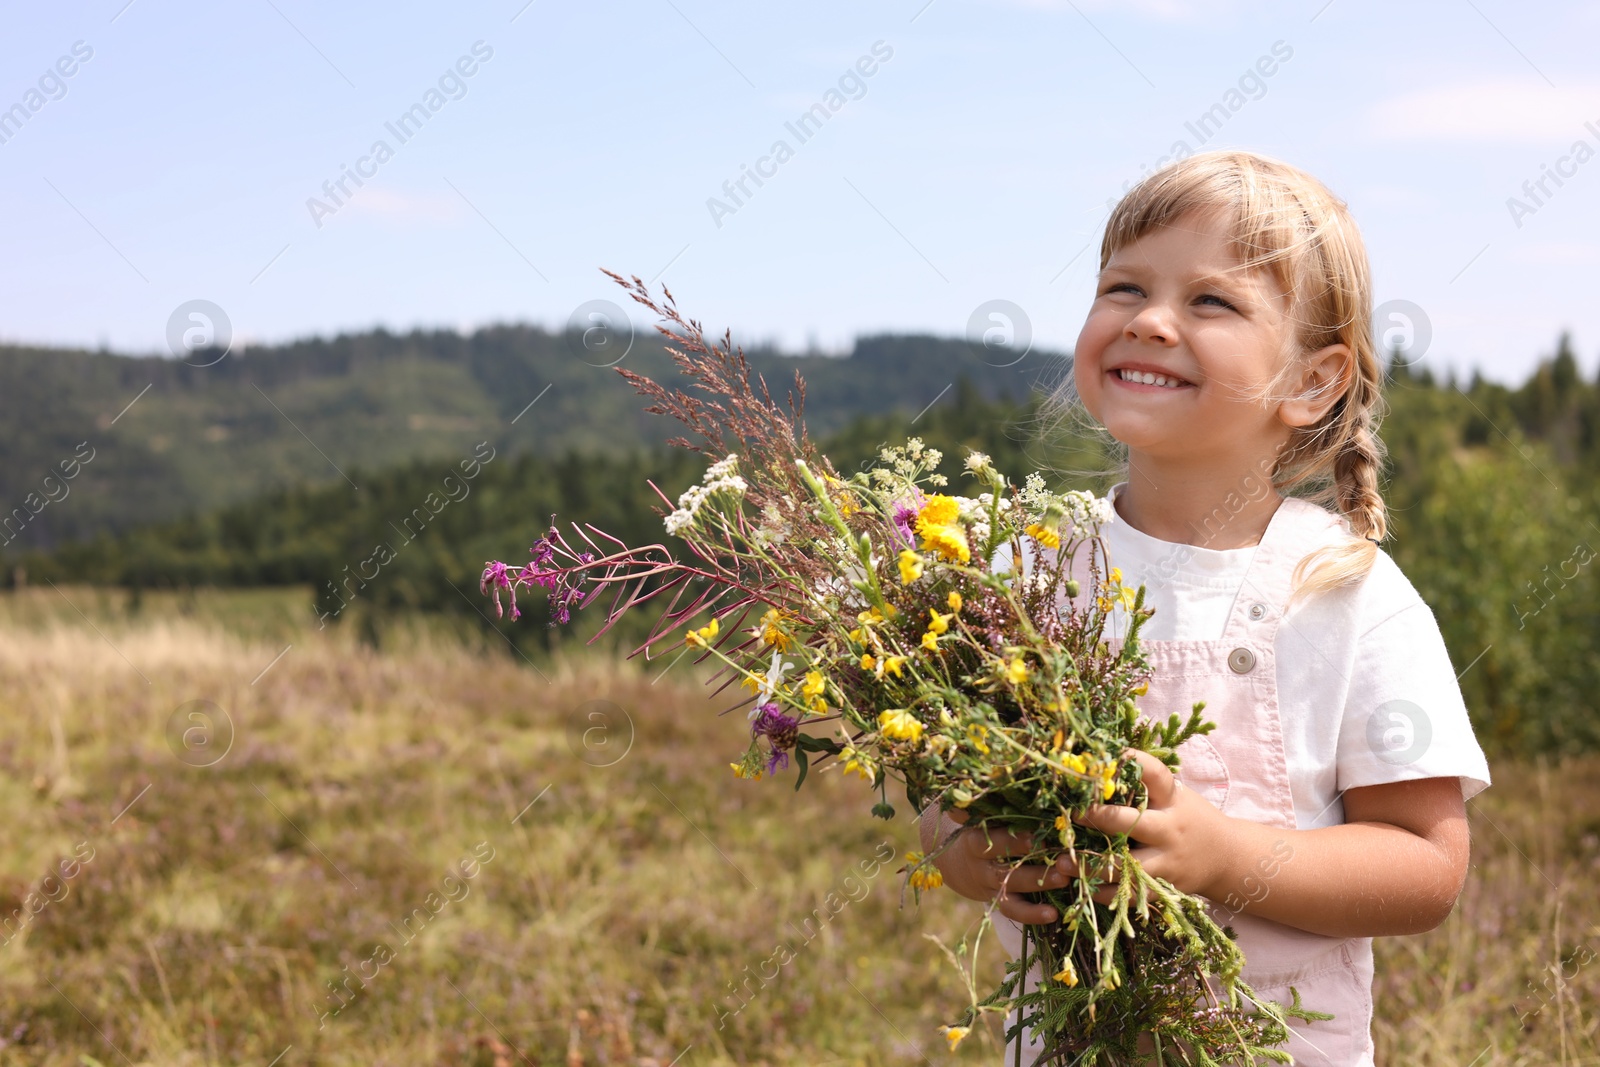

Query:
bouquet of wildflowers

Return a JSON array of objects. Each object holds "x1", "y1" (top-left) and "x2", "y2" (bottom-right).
[{"x1": 481, "y1": 272, "x2": 1322, "y2": 1064}]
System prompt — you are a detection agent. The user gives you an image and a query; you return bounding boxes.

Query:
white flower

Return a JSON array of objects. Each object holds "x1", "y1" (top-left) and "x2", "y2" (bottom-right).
[
  {"x1": 964, "y1": 451, "x2": 991, "y2": 471},
  {"x1": 705, "y1": 453, "x2": 740, "y2": 480},
  {"x1": 748, "y1": 649, "x2": 796, "y2": 715},
  {"x1": 662, "y1": 455, "x2": 747, "y2": 536},
  {"x1": 752, "y1": 504, "x2": 792, "y2": 548}
]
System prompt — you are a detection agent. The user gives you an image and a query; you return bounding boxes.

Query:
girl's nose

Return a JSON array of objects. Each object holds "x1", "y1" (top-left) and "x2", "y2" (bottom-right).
[{"x1": 1124, "y1": 305, "x2": 1177, "y2": 345}]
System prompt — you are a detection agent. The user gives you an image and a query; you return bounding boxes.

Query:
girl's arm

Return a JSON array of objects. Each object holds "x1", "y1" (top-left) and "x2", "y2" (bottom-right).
[{"x1": 1076, "y1": 751, "x2": 1471, "y2": 938}]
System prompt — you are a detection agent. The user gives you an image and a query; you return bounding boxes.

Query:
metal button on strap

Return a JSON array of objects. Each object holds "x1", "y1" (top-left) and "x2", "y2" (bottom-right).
[
  {"x1": 1227, "y1": 647, "x2": 1256, "y2": 674},
  {"x1": 1248, "y1": 602, "x2": 1267, "y2": 620}
]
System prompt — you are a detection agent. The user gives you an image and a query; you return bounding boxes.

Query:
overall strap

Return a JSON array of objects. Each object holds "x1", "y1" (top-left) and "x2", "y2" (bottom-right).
[{"x1": 1218, "y1": 496, "x2": 1348, "y2": 643}]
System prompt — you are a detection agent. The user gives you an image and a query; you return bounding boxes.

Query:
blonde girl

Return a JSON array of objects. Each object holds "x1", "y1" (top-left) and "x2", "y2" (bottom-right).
[{"x1": 922, "y1": 150, "x2": 1491, "y2": 1066}]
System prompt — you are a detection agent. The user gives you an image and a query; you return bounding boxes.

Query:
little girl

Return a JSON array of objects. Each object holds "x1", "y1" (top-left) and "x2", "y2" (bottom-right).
[{"x1": 921, "y1": 151, "x2": 1491, "y2": 1066}]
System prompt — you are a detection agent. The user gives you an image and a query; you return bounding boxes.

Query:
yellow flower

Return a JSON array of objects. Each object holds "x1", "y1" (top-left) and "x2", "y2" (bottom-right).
[
  {"x1": 921, "y1": 524, "x2": 971, "y2": 564},
  {"x1": 882, "y1": 655, "x2": 907, "y2": 678},
  {"x1": 942, "y1": 1026, "x2": 971, "y2": 1052},
  {"x1": 740, "y1": 673, "x2": 763, "y2": 694},
  {"x1": 927, "y1": 608, "x2": 952, "y2": 635},
  {"x1": 1051, "y1": 728, "x2": 1064, "y2": 752},
  {"x1": 1131, "y1": 682, "x2": 1148, "y2": 696},
  {"x1": 921, "y1": 629, "x2": 940, "y2": 653},
  {"x1": 1053, "y1": 960, "x2": 1079, "y2": 987},
  {"x1": 684, "y1": 616, "x2": 719, "y2": 648},
  {"x1": 1004, "y1": 656, "x2": 1029, "y2": 685},
  {"x1": 1064, "y1": 752, "x2": 1088, "y2": 775},
  {"x1": 917, "y1": 494, "x2": 961, "y2": 528},
  {"x1": 897, "y1": 549, "x2": 924, "y2": 585},
  {"x1": 947, "y1": 590, "x2": 963, "y2": 612},
  {"x1": 848, "y1": 627, "x2": 863, "y2": 643},
  {"x1": 1026, "y1": 522, "x2": 1061, "y2": 550},
  {"x1": 860, "y1": 653, "x2": 877, "y2": 671},
  {"x1": 906, "y1": 851, "x2": 943, "y2": 891},
  {"x1": 1054, "y1": 812, "x2": 1069, "y2": 831},
  {"x1": 840, "y1": 746, "x2": 877, "y2": 784},
  {"x1": 1100, "y1": 762, "x2": 1118, "y2": 800},
  {"x1": 729, "y1": 761, "x2": 762, "y2": 781},
  {"x1": 966, "y1": 723, "x2": 989, "y2": 754},
  {"x1": 878, "y1": 708, "x2": 924, "y2": 743},
  {"x1": 801, "y1": 670, "x2": 828, "y2": 715},
  {"x1": 759, "y1": 608, "x2": 791, "y2": 651},
  {"x1": 1096, "y1": 567, "x2": 1138, "y2": 612}
]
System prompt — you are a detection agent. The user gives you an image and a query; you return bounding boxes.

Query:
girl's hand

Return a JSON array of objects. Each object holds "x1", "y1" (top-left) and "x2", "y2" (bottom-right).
[
  {"x1": 1073, "y1": 749, "x2": 1235, "y2": 906},
  {"x1": 930, "y1": 809, "x2": 1075, "y2": 925}
]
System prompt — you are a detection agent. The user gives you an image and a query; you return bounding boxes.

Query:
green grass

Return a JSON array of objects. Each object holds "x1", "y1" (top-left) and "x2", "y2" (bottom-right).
[{"x1": 0, "y1": 588, "x2": 1592, "y2": 1065}]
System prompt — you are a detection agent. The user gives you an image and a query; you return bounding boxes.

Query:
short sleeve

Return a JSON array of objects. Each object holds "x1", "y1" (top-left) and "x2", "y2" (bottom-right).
[{"x1": 1334, "y1": 598, "x2": 1492, "y2": 801}]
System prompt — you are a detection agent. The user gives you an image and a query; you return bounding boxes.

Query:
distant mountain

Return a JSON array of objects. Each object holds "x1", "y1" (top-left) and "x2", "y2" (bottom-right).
[{"x1": 0, "y1": 325, "x2": 1068, "y2": 551}]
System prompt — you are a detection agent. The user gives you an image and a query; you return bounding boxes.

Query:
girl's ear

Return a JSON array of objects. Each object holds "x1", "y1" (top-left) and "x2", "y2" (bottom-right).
[{"x1": 1277, "y1": 343, "x2": 1353, "y2": 428}]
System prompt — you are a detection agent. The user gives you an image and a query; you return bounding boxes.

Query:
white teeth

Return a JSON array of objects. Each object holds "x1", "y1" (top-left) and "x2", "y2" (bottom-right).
[{"x1": 1117, "y1": 368, "x2": 1184, "y2": 388}]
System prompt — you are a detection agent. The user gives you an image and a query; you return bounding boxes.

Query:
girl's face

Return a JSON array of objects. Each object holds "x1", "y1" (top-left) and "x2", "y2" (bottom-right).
[{"x1": 1073, "y1": 209, "x2": 1301, "y2": 469}]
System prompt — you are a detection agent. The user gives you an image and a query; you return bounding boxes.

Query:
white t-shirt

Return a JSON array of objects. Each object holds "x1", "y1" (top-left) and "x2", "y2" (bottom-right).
[{"x1": 1006, "y1": 493, "x2": 1492, "y2": 828}]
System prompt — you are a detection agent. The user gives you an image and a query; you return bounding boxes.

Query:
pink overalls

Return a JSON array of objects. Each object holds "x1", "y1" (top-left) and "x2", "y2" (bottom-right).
[{"x1": 999, "y1": 496, "x2": 1376, "y2": 1066}]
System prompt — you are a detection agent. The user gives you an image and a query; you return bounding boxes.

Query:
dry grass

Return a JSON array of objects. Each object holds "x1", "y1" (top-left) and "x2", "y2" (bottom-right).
[{"x1": 0, "y1": 587, "x2": 1592, "y2": 1066}]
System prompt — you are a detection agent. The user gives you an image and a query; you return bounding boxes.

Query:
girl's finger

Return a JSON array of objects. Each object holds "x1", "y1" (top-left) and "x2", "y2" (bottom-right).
[
  {"x1": 1121, "y1": 748, "x2": 1179, "y2": 808},
  {"x1": 999, "y1": 862, "x2": 1070, "y2": 896},
  {"x1": 976, "y1": 827, "x2": 1032, "y2": 861},
  {"x1": 1074, "y1": 802, "x2": 1149, "y2": 838},
  {"x1": 1000, "y1": 896, "x2": 1062, "y2": 925}
]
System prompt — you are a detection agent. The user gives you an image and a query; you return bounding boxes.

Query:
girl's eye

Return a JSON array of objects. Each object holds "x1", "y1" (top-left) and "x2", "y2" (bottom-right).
[
  {"x1": 1103, "y1": 282, "x2": 1143, "y2": 297},
  {"x1": 1196, "y1": 293, "x2": 1236, "y2": 310}
]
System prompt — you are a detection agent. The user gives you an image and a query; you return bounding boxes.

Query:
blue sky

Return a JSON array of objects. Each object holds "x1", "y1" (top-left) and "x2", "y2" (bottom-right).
[{"x1": 2, "y1": 0, "x2": 1597, "y2": 383}]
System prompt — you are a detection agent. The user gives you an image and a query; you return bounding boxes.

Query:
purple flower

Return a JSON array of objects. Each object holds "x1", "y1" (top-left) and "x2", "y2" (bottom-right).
[
  {"x1": 481, "y1": 560, "x2": 510, "y2": 594},
  {"x1": 751, "y1": 703, "x2": 800, "y2": 767},
  {"x1": 480, "y1": 561, "x2": 519, "y2": 620},
  {"x1": 551, "y1": 584, "x2": 584, "y2": 626},
  {"x1": 484, "y1": 529, "x2": 592, "y2": 627},
  {"x1": 891, "y1": 489, "x2": 926, "y2": 548},
  {"x1": 530, "y1": 537, "x2": 556, "y2": 567}
]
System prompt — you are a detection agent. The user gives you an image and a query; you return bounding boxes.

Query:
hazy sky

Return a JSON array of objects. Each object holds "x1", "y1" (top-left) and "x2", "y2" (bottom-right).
[{"x1": 2, "y1": 0, "x2": 1597, "y2": 383}]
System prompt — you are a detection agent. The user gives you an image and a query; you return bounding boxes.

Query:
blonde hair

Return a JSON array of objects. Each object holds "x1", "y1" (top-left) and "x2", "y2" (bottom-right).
[{"x1": 1063, "y1": 149, "x2": 1387, "y2": 601}]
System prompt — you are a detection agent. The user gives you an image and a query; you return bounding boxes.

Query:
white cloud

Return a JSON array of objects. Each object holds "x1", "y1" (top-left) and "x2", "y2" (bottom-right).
[{"x1": 1369, "y1": 81, "x2": 1600, "y2": 143}]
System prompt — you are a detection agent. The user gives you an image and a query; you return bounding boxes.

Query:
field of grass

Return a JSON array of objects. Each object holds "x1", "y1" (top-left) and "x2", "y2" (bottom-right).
[{"x1": 0, "y1": 587, "x2": 1593, "y2": 1066}]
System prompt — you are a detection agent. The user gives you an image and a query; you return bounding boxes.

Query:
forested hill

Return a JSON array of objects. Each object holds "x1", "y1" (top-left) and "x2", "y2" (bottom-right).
[{"x1": 0, "y1": 325, "x2": 1065, "y2": 551}]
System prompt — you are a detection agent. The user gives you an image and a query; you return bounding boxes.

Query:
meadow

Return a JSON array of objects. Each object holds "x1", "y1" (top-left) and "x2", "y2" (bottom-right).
[{"x1": 0, "y1": 587, "x2": 1593, "y2": 1066}]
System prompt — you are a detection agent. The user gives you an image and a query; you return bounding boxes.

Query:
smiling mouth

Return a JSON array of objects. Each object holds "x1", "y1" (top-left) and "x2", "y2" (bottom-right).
[{"x1": 1112, "y1": 368, "x2": 1191, "y2": 389}]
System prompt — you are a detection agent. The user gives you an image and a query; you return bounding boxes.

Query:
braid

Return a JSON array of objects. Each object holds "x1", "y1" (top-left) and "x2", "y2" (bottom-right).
[
  {"x1": 1287, "y1": 387, "x2": 1390, "y2": 603},
  {"x1": 1334, "y1": 419, "x2": 1387, "y2": 545}
]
